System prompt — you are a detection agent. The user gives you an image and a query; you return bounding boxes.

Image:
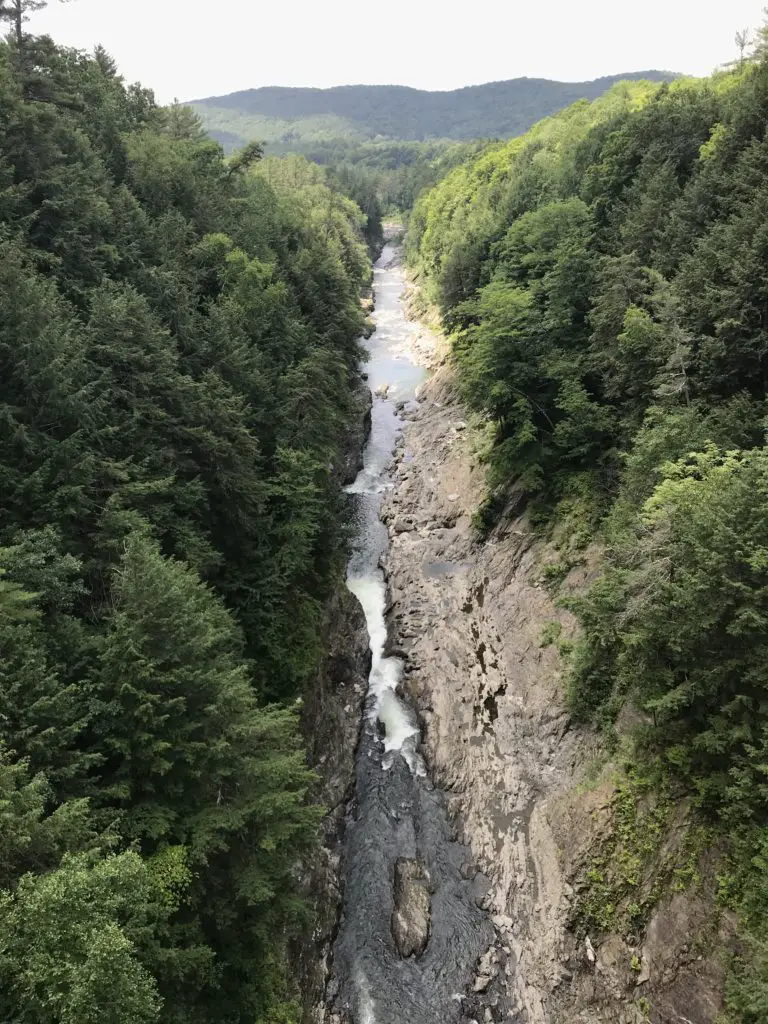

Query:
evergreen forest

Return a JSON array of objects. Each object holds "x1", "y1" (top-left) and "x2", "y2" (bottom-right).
[
  {"x1": 407, "y1": 32, "x2": 768, "y2": 1018},
  {"x1": 6, "y1": 0, "x2": 768, "y2": 1019},
  {"x1": 0, "y1": 9, "x2": 373, "y2": 1022}
]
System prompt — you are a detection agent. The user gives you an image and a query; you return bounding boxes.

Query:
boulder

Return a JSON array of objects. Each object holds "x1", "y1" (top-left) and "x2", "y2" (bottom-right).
[{"x1": 391, "y1": 858, "x2": 431, "y2": 958}]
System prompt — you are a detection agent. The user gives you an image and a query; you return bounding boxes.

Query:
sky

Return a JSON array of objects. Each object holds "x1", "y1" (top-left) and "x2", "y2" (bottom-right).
[{"x1": 31, "y1": 0, "x2": 768, "y2": 103}]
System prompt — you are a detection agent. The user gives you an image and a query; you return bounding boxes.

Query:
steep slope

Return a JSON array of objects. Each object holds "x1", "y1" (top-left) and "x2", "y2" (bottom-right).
[
  {"x1": 0, "y1": 32, "x2": 374, "y2": 1023},
  {"x1": 190, "y1": 72, "x2": 676, "y2": 150},
  {"x1": 406, "y1": 49, "x2": 768, "y2": 1022},
  {"x1": 381, "y1": 342, "x2": 734, "y2": 1024}
]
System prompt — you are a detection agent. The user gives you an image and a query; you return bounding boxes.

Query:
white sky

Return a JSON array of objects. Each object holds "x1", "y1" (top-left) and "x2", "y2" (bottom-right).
[{"x1": 31, "y1": 0, "x2": 767, "y2": 104}]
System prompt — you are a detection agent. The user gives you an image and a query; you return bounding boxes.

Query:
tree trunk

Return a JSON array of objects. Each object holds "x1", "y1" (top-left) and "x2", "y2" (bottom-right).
[{"x1": 14, "y1": 0, "x2": 22, "y2": 47}]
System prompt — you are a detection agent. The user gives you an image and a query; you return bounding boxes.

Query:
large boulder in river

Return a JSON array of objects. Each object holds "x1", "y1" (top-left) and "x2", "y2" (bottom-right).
[{"x1": 391, "y1": 857, "x2": 431, "y2": 958}]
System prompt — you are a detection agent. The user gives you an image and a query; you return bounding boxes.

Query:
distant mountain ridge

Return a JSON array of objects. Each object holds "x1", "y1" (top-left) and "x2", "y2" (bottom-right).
[{"x1": 190, "y1": 72, "x2": 678, "y2": 150}]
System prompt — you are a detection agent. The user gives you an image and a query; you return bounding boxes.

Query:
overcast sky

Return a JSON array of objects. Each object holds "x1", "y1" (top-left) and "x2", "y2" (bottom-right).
[{"x1": 31, "y1": 0, "x2": 767, "y2": 103}]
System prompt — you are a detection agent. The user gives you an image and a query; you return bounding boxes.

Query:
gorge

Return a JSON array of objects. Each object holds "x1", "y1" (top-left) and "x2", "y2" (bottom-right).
[
  {"x1": 3, "y1": 7, "x2": 768, "y2": 1023},
  {"x1": 318, "y1": 230, "x2": 739, "y2": 1024}
]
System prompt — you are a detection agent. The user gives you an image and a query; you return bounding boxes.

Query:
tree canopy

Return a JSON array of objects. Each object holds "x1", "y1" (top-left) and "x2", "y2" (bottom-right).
[{"x1": 0, "y1": 22, "x2": 371, "y2": 1022}]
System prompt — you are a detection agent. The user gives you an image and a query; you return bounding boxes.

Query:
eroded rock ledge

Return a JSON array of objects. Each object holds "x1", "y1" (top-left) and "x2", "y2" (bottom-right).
[
  {"x1": 339, "y1": 375, "x2": 373, "y2": 487},
  {"x1": 296, "y1": 584, "x2": 370, "y2": 1023}
]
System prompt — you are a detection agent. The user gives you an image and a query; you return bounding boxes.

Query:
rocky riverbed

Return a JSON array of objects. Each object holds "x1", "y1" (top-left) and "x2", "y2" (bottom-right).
[{"x1": 325, "y1": 242, "x2": 498, "y2": 1024}]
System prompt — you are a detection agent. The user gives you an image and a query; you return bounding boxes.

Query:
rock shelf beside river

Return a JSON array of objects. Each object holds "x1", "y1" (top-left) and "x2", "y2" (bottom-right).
[{"x1": 380, "y1": 352, "x2": 584, "y2": 1023}]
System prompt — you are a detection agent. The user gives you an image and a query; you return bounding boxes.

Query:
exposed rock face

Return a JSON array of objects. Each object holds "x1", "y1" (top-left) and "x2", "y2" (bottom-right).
[
  {"x1": 295, "y1": 382, "x2": 373, "y2": 1022},
  {"x1": 379, "y1": 352, "x2": 729, "y2": 1023},
  {"x1": 391, "y1": 858, "x2": 431, "y2": 958},
  {"x1": 296, "y1": 585, "x2": 370, "y2": 1024},
  {"x1": 338, "y1": 374, "x2": 373, "y2": 487}
]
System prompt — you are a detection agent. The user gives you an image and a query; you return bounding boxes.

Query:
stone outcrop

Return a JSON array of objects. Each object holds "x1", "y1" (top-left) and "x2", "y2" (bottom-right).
[
  {"x1": 295, "y1": 585, "x2": 370, "y2": 1023},
  {"x1": 296, "y1": 377, "x2": 373, "y2": 1022}
]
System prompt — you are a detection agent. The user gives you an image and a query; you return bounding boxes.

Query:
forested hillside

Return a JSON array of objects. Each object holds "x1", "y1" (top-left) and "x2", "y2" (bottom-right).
[
  {"x1": 408, "y1": 44, "x2": 768, "y2": 1018},
  {"x1": 0, "y1": 17, "x2": 372, "y2": 1024},
  {"x1": 191, "y1": 73, "x2": 676, "y2": 152},
  {"x1": 318, "y1": 139, "x2": 485, "y2": 235}
]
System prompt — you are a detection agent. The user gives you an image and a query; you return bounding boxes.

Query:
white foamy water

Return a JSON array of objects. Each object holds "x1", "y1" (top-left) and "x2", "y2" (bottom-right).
[
  {"x1": 346, "y1": 574, "x2": 422, "y2": 772},
  {"x1": 344, "y1": 242, "x2": 428, "y2": 775}
]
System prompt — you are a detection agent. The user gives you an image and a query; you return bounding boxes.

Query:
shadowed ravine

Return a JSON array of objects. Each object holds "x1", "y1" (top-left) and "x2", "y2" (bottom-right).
[{"x1": 327, "y1": 241, "x2": 494, "y2": 1024}]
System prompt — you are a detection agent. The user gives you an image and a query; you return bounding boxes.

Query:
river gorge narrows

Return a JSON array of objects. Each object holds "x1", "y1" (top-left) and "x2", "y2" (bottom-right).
[{"x1": 327, "y1": 242, "x2": 494, "y2": 1024}]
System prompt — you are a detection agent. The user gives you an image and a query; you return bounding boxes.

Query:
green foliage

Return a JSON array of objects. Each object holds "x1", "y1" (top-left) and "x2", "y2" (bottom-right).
[
  {"x1": 0, "y1": 25, "x2": 370, "y2": 1022},
  {"x1": 724, "y1": 939, "x2": 768, "y2": 1024},
  {"x1": 0, "y1": 851, "x2": 166, "y2": 1024},
  {"x1": 569, "y1": 446, "x2": 768, "y2": 815},
  {"x1": 575, "y1": 759, "x2": 673, "y2": 935},
  {"x1": 0, "y1": 750, "x2": 97, "y2": 888},
  {"x1": 410, "y1": 40, "x2": 768, "y2": 1013},
  {"x1": 539, "y1": 621, "x2": 563, "y2": 647},
  {"x1": 718, "y1": 827, "x2": 768, "y2": 1021},
  {"x1": 90, "y1": 531, "x2": 319, "y2": 849},
  {"x1": 304, "y1": 138, "x2": 486, "y2": 219}
]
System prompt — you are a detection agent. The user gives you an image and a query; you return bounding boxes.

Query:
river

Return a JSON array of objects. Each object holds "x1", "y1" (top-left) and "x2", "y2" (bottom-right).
[{"x1": 327, "y1": 241, "x2": 493, "y2": 1024}]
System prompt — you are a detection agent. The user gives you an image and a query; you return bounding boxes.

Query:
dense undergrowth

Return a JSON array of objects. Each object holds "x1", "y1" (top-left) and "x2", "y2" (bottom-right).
[
  {"x1": 0, "y1": 19, "x2": 373, "y2": 1024},
  {"x1": 407, "y1": 31, "x2": 768, "y2": 1020}
]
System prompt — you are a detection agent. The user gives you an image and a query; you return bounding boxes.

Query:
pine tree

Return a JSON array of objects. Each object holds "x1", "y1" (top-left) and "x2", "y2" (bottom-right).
[
  {"x1": 0, "y1": 537, "x2": 96, "y2": 793},
  {"x1": 0, "y1": 749, "x2": 94, "y2": 887},
  {"x1": 0, "y1": 0, "x2": 46, "y2": 49},
  {"x1": 87, "y1": 529, "x2": 320, "y2": 1018}
]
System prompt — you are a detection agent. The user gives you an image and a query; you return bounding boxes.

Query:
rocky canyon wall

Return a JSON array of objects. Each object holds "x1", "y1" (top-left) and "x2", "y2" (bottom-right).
[{"x1": 380, "y1": 345, "x2": 731, "y2": 1024}]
